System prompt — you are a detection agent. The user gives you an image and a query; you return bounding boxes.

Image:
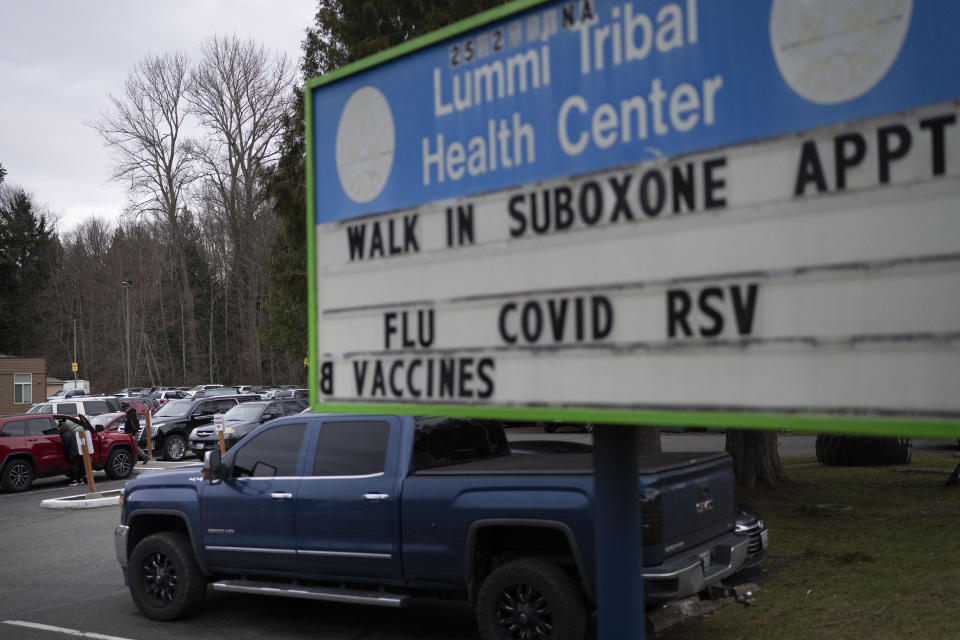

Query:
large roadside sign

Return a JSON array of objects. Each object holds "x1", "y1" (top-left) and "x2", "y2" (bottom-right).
[{"x1": 307, "y1": 0, "x2": 960, "y2": 437}]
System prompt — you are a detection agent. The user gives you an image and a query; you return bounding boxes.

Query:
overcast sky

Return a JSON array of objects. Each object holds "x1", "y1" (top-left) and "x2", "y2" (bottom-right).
[{"x1": 0, "y1": 0, "x2": 316, "y2": 233}]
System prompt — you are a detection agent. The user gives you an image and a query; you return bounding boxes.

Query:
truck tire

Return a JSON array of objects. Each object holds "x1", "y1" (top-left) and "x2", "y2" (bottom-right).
[
  {"x1": 1, "y1": 458, "x2": 34, "y2": 492},
  {"x1": 128, "y1": 532, "x2": 206, "y2": 620},
  {"x1": 162, "y1": 434, "x2": 187, "y2": 461},
  {"x1": 104, "y1": 448, "x2": 134, "y2": 479},
  {"x1": 476, "y1": 557, "x2": 587, "y2": 640},
  {"x1": 815, "y1": 435, "x2": 911, "y2": 466}
]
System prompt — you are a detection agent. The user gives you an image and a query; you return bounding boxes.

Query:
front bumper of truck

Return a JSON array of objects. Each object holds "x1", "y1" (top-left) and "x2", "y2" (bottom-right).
[
  {"x1": 642, "y1": 533, "x2": 749, "y2": 601},
  {"x1": 115, "y1": 524, "x2": 129, "y2": 575}
]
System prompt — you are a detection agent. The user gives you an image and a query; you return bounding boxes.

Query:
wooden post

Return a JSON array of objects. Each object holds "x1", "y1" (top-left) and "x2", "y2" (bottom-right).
[
  {"x1": 145, "y1": 406, "x2": 153, "y2": 458},
  {"x1": 214, "y1": 412, "x2": 226, "y2": 455},
  {"x1": 78, "y1": 430, "x2": 95, "y2": 494}
]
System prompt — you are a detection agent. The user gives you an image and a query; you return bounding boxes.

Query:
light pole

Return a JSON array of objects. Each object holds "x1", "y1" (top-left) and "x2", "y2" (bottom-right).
[
  {"x1": 72, "y1": 316, "x2": 78, "y2": 387},
  {"x1": 122, "y1": 279, "x2": 133, "y2": 389}
]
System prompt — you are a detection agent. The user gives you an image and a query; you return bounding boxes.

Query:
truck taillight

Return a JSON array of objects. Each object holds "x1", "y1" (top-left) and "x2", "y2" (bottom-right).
[{"x1": 641, "y1": 489, "x2": 663, "y2": 546}]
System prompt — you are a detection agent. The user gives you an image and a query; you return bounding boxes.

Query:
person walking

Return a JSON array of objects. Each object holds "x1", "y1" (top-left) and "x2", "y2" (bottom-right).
[
  {"x1": 59, "y1": 420, "x2": 85, "y2": 486},
  {"x1": 121, "y1": 402, "x2": 150, "y2": 464}
]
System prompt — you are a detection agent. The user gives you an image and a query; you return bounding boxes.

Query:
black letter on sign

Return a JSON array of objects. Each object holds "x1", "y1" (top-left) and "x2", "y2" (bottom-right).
[
  {"x1": 609, "y1": 174, "x2": 634, "y2": 222},
  {"x1": 353, "y1": 361, "x2": 368, "y2": 395},
  {"x1": 919, "y1": 114, "x2": 957, "y2": 176},
  {"x1": 346, "y1": 224, "x2": 366, "y2": 261},
  {"x1": 389, "y1": 360, "x2": 404, "y2": 397},
  {"x1": 384, "y1": 312, "x2": 398, "y2": 349},
  {"x1": 555, "y1": 187, "x2": 574, "y2": 230},
  {"x1": 698, "y1": 287, "x2": 725, "y2": 338},
  {"x1": 639, "y1": 169, "x2": 665, "y2": 217},
  {"x1": 731, "y1": 284, "x2": 759, "y2": 336},
  {"x1": 508, "y1": 194, "x2": 527, "y2": 237},
  {"x1": 498, "y1": 303, "x2": 517, "y2": 344},
  {"x1": 834, "y1": 133, "x2": 866, "y2": 190},
  {"x1": 794, "y1": 140, "x2": 827, "y2": 196},
  {"x1": 592, "y1": 296, "x2": 614, "y2": 339},
  {"x1": 703, "y1": 157, "x2": 727, "y2": 209},
  {"x1": 319, "y1": 362, "x2": 334, "y2": 395},
  {"x1": 671, "y1": 163, "x2": 695, "y2": 213},
  {"x1": 579, "y1": 181, "x2": 604, "y2": 225},
  {"x1": 877, "y1": 124, "x2": 911, "y2": 184},
  {"x1": 666, "y1": 289, "x2": 692, "y2": 338},
  {"x1": 477, "y1": 358, "x2": 495, "y2": 399}
]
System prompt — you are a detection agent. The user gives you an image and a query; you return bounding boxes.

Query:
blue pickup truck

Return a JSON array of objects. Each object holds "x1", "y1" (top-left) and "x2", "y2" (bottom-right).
[{"x1": 115, "y1": 414, "x2": 750, "y2": 639}]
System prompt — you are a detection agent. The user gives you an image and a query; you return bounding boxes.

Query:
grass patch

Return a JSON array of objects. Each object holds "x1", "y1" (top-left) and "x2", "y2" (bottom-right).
[{"x1": 657, "y1": 453, "x2": 960, "y2": 639}]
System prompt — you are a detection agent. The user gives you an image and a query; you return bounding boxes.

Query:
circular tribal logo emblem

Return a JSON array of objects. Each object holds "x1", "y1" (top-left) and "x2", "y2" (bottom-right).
[
  {"x1": 770, "y1": 0, "x2": 912, "y2": 105},
  {"x1": 335, "y1": 86, "x2": 395, "y2": 203}
]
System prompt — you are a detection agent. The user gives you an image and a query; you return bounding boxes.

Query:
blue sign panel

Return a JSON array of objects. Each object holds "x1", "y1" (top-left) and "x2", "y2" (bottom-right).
[{"x1": 310, "y1": 0, "x2": 959, "y2": 223}]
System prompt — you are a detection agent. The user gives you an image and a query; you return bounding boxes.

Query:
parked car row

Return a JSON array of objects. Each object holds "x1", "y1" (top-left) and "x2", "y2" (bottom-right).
[
  {"x1": 187, "y1": 398, "x2": 308, "y2": 458},
  {"x1": 135, "y1": 394, "x2": 278, "y2": 462}
]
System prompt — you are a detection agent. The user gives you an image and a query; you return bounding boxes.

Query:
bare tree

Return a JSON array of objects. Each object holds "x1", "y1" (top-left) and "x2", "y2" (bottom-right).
[
  {"x1": 188, "y1": 35, "x2": 293, "y2": 382},
  {"x1": 90, "y1": 52, "x2": 203, "y2": 380}
]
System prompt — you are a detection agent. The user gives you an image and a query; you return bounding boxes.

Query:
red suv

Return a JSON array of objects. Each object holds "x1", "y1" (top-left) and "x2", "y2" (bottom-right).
[{"x1": 0, "y1": 413, "x2": 138, "y2": 492}]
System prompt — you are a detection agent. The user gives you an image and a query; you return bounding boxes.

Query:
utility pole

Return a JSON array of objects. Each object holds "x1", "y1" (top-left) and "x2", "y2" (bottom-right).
[
  {"x1": 122, "y1": 279, "x2": 133, "y2": 389},
  {"x1": 73, "y1": 317, "x2": 78, "y2": 387}
]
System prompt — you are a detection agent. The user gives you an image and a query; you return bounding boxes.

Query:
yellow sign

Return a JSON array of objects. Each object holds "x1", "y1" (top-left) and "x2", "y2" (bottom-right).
[
  {"x1": 71, "y1": 362, "x2": 78, "y2": 372},
  {"x1": 303, "y1": 358, "x2": 309, "y2": 368}
]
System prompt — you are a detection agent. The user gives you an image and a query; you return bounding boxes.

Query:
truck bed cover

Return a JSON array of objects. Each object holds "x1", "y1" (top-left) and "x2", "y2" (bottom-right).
[{"x1": 413, "y1": 451, "x2": 730, "y2": 475}]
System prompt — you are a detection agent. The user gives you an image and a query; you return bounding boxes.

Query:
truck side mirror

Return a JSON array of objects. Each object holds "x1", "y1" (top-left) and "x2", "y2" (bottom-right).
[{"x1": 203, "y1": 449, "x2": 230, "y2": 484}]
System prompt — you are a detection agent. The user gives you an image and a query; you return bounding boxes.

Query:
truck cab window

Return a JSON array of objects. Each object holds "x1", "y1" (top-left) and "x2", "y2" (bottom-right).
[
  {"x1": 232, "y1": 423, "x2": 305, "y2": 478},
  {"x1": 312, "y1": 421, "x2": 389, "y2": 476}
]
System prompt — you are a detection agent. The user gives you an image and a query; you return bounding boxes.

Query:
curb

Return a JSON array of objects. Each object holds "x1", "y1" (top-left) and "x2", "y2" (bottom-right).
[{"x1": 41, "y1": 491, "x2": 122, "y2": 510}]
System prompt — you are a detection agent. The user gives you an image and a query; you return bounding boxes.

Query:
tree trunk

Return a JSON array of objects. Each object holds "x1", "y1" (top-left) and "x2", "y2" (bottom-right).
[
  {"x1": 725, "y1": 429, "x2": 790, "y2": 489},
  {"x1": 176, "y1": 249, "x2": 202, "y2": 378}
]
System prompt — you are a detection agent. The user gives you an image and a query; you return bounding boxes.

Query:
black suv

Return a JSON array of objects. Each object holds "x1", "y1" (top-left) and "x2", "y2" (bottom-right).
[
  {"x1": 187, "y1": 399, "x2": 307, "y2": 458},
  {"x1": 138, "y1": 395, "x2": 259, "y2": 461}
]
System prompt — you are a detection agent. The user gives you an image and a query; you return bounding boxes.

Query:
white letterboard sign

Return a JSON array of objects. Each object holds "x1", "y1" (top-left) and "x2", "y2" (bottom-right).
[{"x1": 307, "y1": 0, "x2": 960, "y2": 437}]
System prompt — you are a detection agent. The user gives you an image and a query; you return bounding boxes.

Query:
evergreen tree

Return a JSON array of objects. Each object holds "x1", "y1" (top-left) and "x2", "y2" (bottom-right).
[
  {"x1": 262, "y1": 0, "x2": 503, "y2": 365},
  {"x1": 0, "y1": 183, "x2": 54, "y2": 355}
]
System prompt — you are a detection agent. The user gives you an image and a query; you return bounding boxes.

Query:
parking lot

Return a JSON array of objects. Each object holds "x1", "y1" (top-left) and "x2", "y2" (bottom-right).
[
  {"x1": 2, "y1": 431, "x2": 955, "y2": 640},
  {"x1": 0, "y1": 467, "x2": 481, "y2": 640}
]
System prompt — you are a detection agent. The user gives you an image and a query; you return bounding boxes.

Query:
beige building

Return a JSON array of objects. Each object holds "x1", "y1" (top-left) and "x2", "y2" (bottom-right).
[{"x1": 0, "y1": 356, "x2": 45, "y2": 416}]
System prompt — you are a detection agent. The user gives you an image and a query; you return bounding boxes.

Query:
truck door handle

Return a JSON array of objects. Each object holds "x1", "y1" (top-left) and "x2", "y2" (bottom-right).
[
  {"x1": 363, "y1": 493, "x2": 390, "y2": 502},
  {"x1": 270, "y1": 492, "x2": 293, "y2": 500}
]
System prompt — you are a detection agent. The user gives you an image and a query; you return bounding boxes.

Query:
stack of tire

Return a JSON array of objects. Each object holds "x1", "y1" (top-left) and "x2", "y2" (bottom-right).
[{"x1": 815, "y1": 434, "x2": 911, "y2": 466}]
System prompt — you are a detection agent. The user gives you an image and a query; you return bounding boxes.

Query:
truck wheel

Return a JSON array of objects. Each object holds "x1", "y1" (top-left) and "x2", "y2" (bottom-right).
[
  {"x1": 816, "y1": 434, "x2": 911, "y2": 466},
  {"x1": 105, "y1": 448, "x2": 134, "y2": 479},
  {"x1": 1, "y1": 459, "x2": 34, "y2": 492},
  {"x1": 128, "y1": 532, "x2": 206, "y2": 620},
  {"x1": 163, "y1": 434, "x2": 187, "y2": 461},
  {"x1": 476, "y1": 558, "x2": 587, "y2": 640}
]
